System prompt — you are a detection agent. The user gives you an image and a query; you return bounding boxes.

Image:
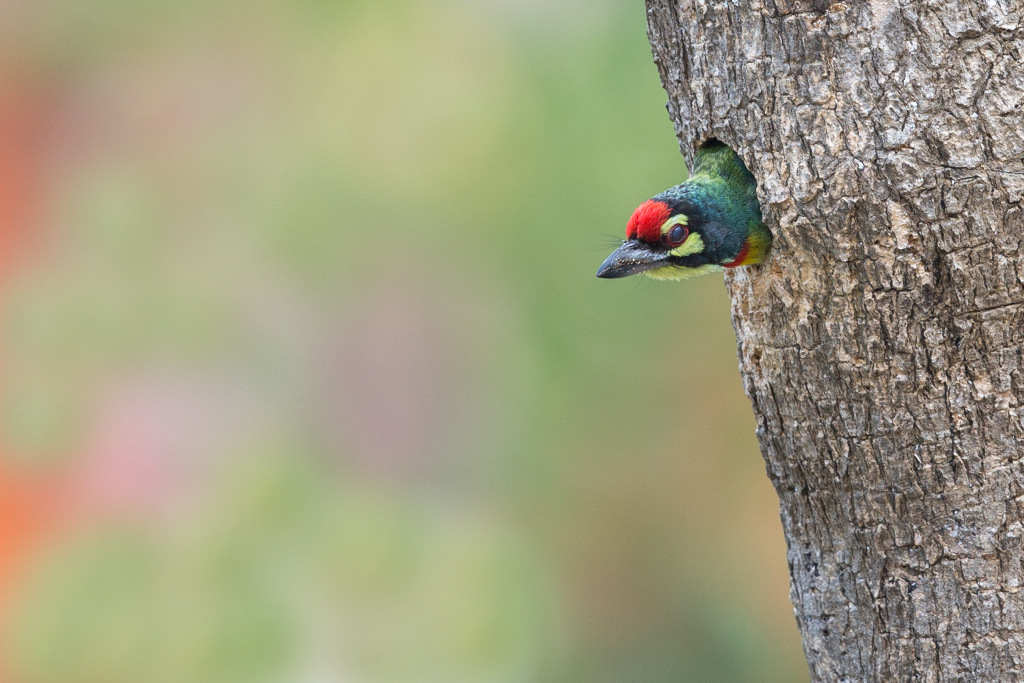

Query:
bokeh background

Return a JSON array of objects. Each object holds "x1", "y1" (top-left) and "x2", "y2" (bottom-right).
[{"x1": 0, "y1": 1, "x2": 807, "y2": 681}]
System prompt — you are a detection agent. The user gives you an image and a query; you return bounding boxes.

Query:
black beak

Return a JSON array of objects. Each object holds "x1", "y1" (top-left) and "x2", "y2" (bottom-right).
[{"x1": 596, "y1": 240, "x2": 669, "y2": 279}]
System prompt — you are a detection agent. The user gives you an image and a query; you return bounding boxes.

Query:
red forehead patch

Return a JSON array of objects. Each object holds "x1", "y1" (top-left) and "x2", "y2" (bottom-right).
[{"x1": 626, "y1": 200, "x2": 671, "y2": 243}]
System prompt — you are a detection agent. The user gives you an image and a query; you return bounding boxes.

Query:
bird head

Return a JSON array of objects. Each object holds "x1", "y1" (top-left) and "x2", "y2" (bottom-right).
[{"x1": 596, "y1": 198, "x2": 722, "y2": 280}]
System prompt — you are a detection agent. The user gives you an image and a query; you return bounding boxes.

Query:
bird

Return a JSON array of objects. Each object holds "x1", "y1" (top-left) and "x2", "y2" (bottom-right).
[{"x1": 596, "y1": 139, "x2": 772, "y2": 280}]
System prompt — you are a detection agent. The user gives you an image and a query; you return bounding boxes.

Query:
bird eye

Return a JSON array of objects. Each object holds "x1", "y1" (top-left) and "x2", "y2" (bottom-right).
[{"x1": 667, "y1": 224, "x2": 687, "y2": 246}]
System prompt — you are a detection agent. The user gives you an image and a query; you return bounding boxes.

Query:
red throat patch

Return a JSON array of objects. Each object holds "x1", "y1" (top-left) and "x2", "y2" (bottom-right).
[{"x1": 626, "y1": 200, "x2": 671, "y2": 243}]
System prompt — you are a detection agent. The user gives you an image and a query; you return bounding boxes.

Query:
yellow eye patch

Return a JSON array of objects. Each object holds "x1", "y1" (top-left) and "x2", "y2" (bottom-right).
[
  {"x1": 668, "y1": 232, "x2": 705, "y2": 258},
  {"x1": 659, "y1": 214, "x2": 688, "y2": 235},
  {"x1": 653, "y1": 213, "x2": 703, "y2": 257}
]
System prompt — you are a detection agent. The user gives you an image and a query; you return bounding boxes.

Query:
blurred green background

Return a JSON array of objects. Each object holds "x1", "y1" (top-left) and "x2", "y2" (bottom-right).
[{"x1": 0, "y1": 1, "x2": 806, "y2": 681}]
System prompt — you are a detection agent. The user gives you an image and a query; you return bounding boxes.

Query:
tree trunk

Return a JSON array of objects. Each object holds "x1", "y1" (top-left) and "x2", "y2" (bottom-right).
[{"x1": 644, "y1": 1, "x2": 1024, "y2": 680}]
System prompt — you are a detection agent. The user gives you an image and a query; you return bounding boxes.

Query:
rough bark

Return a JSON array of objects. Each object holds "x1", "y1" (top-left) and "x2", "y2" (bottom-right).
[{"x1": 644, "y1": 1, "x2": 1024, "y2": 680}]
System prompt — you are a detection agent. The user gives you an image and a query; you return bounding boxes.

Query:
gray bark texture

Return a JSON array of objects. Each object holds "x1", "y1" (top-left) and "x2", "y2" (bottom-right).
[{"x1": 644, "y1": 0, "x2": 1024, "y2": 680}]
